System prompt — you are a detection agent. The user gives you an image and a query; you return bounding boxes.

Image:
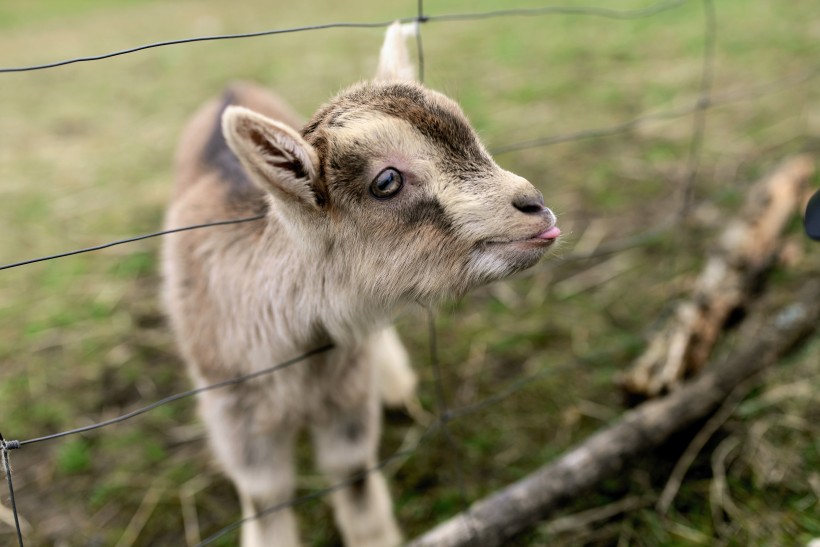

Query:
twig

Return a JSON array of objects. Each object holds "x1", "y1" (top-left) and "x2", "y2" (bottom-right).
[
  {"x1": 180, "y1": 475, "x2": 210, "y2": 547},
  {"x1": 656, "y1": 375, "x2": 758, "y2": 514},
  {"x1": 408, "y1": 281, "x2": 820, "y2": 547},
  {"x1": 540, "y1": 495, "x2": 653, "y2": 536},
  {"x1": 709, "y1": 436, "x2": 743, "y2": 538},
  {"x1": 114, "y1": 483, "x2": 165, "y2": 547}
]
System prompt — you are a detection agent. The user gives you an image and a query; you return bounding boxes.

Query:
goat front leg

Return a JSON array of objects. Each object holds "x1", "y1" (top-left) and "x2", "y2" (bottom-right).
[
  {"x1": 199, "y1": 390, "x2": 300, "y2": 547},
  {"x1": 374, "y1": 326, "x2": 417, "y2": 407},
  {"x1": 311, "y1": 384, "x2": 401, "y2": 547}
]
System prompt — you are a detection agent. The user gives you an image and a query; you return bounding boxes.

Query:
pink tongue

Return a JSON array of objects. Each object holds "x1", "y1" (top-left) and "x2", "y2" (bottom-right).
[{"x1": 538, "y1": 226, "x2": 561, "y2": 240}]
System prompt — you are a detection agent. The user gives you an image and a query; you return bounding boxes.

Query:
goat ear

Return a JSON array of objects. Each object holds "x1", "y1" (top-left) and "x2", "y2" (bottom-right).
[
  {"x1": 375, "y1": 21, "x2": 417, "y2": 82},
  {"x1": 222, "y1": 106, "x2": 324, "y2": 209}
]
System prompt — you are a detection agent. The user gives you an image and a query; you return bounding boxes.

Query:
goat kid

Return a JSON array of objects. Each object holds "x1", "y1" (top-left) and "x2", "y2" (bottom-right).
[{"x1": 162, "y1": 22, "x2": 560, "y2": 547}]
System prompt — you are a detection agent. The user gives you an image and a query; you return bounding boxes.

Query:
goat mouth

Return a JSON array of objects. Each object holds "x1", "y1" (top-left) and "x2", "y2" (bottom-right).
[{"x1": 486, "y1": 226, "x2": 561, "y2": 247}]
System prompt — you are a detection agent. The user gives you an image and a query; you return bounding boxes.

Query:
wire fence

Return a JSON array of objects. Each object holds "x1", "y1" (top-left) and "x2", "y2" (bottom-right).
[{"x1": 0, "y1": 0, "x2": 816, "y2": 545}]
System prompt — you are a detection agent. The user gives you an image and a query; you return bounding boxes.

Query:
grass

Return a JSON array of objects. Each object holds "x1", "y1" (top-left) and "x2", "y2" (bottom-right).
[{"x1": 1, "y1": 0, "x2": 819, "y2": 545}]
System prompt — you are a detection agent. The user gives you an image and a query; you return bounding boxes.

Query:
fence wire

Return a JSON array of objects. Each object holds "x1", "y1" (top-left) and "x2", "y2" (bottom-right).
[
  {"x1": 680, "y1": 0, "x2": 717, "y2": 216},
  {"x1": 0, "y1": 1, "x2": 685, "y2": 73},
  {"x1": 492, "y1": 64, "x2": 820, "y2": 156},
  {"x1": 0, "y1": 434, "x2": 23, "y2": 547},
  {"x1": 194, "y1": 330, "x2": 635, "y2": 545},
  {"x1": 4, "y1": 63, "x2": 817, "y2": 275},
  {"x1": 0, "y1": 0, "x2": 815, "y2": 545},
  {"x1": 424, "y1": 308, "x2": 479, "y2": 544}
]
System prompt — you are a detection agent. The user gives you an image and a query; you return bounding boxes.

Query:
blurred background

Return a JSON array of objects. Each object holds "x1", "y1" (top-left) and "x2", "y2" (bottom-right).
[{"x1": 1, "y1": 0, "x2": 818, "y2": 545}]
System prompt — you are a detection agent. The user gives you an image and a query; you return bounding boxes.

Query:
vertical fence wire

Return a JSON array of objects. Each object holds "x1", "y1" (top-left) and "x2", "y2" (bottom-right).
[
  {"x1": 0, "y1": 433, "x2": 23, "y2": 547},
  {"x1": 415, "y1": 0, "x2": 427, "y2": 83},
  {"x1": 680, "y1": 0, "x2": 717, "y2": 216},
  {"x1": 425, "y1": 308, "x2": 480, "y2": 543}
]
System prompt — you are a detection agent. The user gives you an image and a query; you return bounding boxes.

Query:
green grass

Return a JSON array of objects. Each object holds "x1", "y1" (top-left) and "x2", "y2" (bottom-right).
[{"x1": 1, "y1": 0, "x2": 819, "y2": 545}]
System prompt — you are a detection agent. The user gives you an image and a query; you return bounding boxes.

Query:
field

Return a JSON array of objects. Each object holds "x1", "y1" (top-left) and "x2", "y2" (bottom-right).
[{"x1": 1, "y1": 0, "x2": 819, "y2": 545}]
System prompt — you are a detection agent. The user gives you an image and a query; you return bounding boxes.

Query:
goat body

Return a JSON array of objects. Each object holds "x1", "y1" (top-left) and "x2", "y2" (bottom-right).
[{"x1": 162, "y1": 23, "x2": 559, "y2": 547}]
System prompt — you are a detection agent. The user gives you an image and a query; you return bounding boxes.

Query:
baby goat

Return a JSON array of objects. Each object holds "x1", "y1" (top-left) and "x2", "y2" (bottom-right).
[{"x1": 162, "y1": 23, "x2": 560, "y2": 547}]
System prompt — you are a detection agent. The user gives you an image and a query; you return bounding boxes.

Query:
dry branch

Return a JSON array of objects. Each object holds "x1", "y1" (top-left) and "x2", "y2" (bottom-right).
[
  {"x1": 407, "y1": 280, "x2": 820, "y2": 547},
  {"x1": 619, "y1": 155, "x2": 815, "y2": 398}
]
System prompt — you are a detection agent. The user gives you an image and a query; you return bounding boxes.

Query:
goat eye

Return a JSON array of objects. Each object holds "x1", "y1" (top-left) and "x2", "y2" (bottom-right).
[{"x1": 370, "y1": 168, "x2": 403, "y2": 199}]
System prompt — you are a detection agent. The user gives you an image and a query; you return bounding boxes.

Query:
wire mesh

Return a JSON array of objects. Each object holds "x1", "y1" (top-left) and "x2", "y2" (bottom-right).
[{"x1": 0, "y1": 0, "x2": 815, "y2": 544}]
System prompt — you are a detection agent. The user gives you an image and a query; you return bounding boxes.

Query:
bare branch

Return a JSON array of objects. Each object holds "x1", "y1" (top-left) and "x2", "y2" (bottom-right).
[{"x1": 408, "y1": 280, "x2": 820, "y2": 547}]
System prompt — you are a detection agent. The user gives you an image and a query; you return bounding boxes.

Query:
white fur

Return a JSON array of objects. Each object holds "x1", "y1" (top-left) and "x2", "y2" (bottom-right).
[{"x1": 163, "y1": 22, "x2": 559, "y2": 547}]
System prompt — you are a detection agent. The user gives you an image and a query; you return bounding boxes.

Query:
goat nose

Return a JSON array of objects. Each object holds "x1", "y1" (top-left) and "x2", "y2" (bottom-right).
[{"x1": 512, "y1": 193, "x2": 547, "y2": 215}]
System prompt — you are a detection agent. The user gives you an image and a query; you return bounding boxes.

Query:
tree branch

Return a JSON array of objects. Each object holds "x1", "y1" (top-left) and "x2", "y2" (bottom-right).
[
  {"x1": 619, "y1": 155, "x2": 814, "y2": 398},
  {"x1": 407, "y1": 280, "x2": 820, "y2": 547}
]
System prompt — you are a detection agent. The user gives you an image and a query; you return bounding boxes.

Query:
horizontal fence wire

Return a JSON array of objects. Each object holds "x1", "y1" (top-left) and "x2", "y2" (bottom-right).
[
  {"x1": 5, "y1": 339, "x2": 608, "y2": 444},
  {"x1": 196, "y1": 420, "x2": 441, "y2": 546},
  {"x1": 2, "y1": 64, "x2": 817, "y2": 274},
  {"x1": 0, "y1": 0, "x2": 814, "y2": 544},
  {"x1": 2, "y1": 63, "x2": 814, "y2": 274},
  {"x1": 0, "y1": 215, "x2": 265, "y2": 272},
  {"x1": 0, "y1": 0, "x2": 690, "y2": 275},
  {"x1": 197, "y1": 332, "x2": 619, "y2": 544},
  {"x1": 194, "y1": 324, "x2": 637, "y2": 544},
  {"x1": 11, "y1": 344, "x2": 333, "y2": 448},
  {"x1": 1, "y1": 327, "x2": 621, "y2": 546},
  {"x1": 0, "y1": 0, "x2": 686, "y2": 73},
  {"x1": 492, "y1": 64, "x2": 820, "y2": 155},
  {"x1": 0, "y1": 330, "x2": 608, "y2": 546}
]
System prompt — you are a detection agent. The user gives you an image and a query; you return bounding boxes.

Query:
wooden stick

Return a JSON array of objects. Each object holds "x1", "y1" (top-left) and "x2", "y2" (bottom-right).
[
  {"x1": 407, "y1": 280, "x2": 820, "y2": 547},
  {"x1": 619, "y1": 155, "x2": 814, "y2": 398}
]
